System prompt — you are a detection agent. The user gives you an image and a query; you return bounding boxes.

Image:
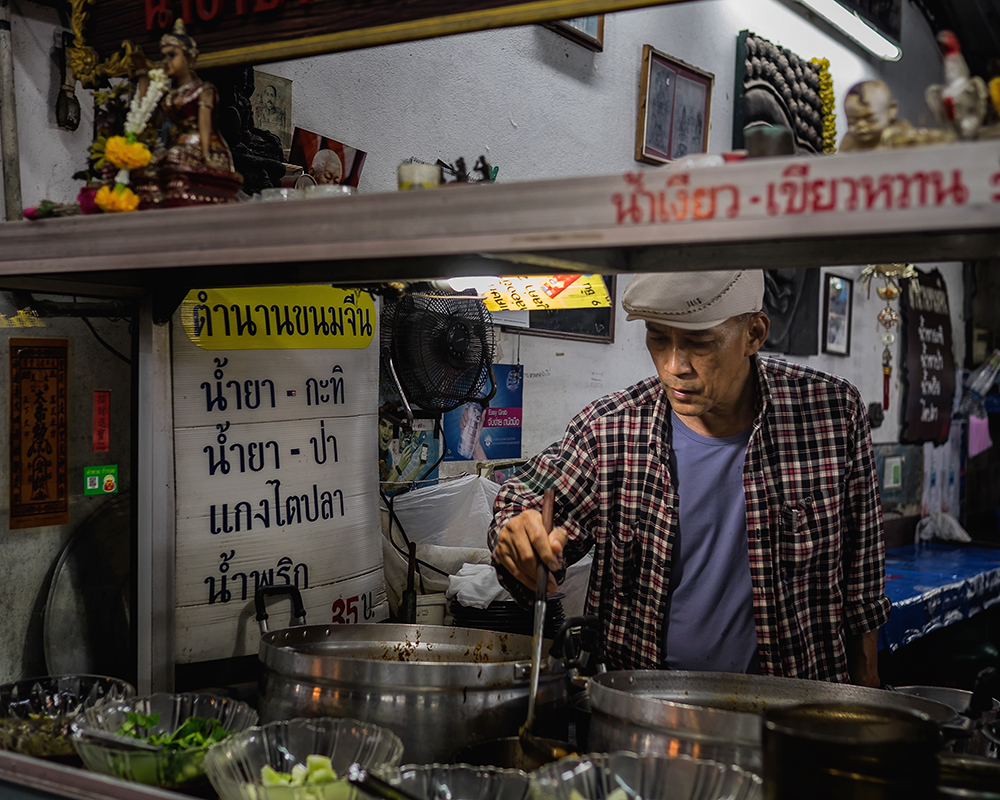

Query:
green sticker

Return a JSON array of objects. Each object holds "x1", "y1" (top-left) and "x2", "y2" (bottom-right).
[{"x1": 84, "y1": 465, "x2": 118, "y2": 495}]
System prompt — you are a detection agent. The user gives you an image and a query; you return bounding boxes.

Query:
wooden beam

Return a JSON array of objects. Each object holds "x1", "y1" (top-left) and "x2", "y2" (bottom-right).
[{"x1": 82, "y1": 0, "x2": 700, "y2": 69}]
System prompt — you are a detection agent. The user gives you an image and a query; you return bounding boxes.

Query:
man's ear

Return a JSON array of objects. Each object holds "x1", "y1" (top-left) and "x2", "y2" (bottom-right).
[{"x1": 745, "y1": 312, "x2": 770, "y2": 355}]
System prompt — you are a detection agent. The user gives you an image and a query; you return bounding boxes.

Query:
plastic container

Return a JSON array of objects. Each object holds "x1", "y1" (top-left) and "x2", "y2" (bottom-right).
[
  {"x1": 0, "y1": 674, "x2": 135, "y2": 760},
  {"x1": 71, "y1": 692, "x2": 257, "y2": 789},
  {"x1": 306, "y1": 184, "x2": 354, "y2": 198},
  {"x1": 414, "y1": 593, "x2": 447, "y2": 625},
  {"x1": 397, "y1": 162, "x2": 441, "y2": 190},
  {"x1": 383, "y1": 763, "x2": 530, "y2": 800},
  {"x1": 531, "y1": 750, "x2": 761, "y2": 800},
  {"x1": 204, "y1": 717, "x2": 404, "y2": 800}
]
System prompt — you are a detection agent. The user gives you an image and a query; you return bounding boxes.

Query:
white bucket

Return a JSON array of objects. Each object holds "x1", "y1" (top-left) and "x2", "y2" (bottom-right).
[{"x1": 414, "y1": 592, "x2": 447, "y2": 625}]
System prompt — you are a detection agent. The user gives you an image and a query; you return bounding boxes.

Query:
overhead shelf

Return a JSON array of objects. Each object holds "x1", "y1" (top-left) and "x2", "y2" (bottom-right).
[{"x1": 1, "y1": 140, "x2": 998, "y2": 295}]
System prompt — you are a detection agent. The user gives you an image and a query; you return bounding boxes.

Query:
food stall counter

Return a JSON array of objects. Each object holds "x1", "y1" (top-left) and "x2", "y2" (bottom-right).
[{"x1": 879, "y1": 542, "x2": 1000, "y2": 652}]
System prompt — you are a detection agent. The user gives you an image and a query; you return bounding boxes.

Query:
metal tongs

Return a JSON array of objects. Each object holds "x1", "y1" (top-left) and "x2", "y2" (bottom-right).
[
  {"x1": 519, "y1": 488, "x2": 566, "y2": 763},
  {"x1": 347, "y1": 764, "x2": 423, "y2": 800},
  {"x1": 71, "y1": 726, "x2": 162, "y2": 752}
]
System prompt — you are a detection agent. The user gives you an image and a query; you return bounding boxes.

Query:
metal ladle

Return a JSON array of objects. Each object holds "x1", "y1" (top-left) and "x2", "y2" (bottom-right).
[{"x1": 518, "y1": 489, "x2": 569, "y2": 764}]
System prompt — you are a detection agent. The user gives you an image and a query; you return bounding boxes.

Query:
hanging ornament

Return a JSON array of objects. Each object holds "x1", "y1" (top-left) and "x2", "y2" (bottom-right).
[{"x1": 860, "y1": 263, "x2": 917, "y2": 413}]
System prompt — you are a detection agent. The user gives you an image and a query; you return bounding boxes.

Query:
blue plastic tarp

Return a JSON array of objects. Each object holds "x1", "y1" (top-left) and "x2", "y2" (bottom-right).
[{"x1": 878, "y1": 543, "x2": 1000, "y2": 652}]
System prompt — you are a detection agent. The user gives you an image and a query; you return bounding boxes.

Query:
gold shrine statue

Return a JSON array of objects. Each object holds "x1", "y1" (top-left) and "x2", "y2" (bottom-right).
[
  {"x1": 839, "y1": 80, "x2": 953, "y2": 152},
  {"x1": 131, "y1": 20, "x2": 242, "y2": 208}
]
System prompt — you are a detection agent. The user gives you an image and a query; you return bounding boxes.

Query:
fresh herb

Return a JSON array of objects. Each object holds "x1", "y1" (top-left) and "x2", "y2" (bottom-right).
[
  {"x1": 106, "y1": 712, "x2": 234, "y2": 787},
  {"x1": 115, "y1": 712, "x2": 229, "y2": 750}
]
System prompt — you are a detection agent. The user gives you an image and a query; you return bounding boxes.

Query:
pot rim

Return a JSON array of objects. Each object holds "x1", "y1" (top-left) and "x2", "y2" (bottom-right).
[
  {"x1": 587, "y1": 670, "x2": 957, "y2": 748},
  {"x1": 259, "y1": 623, "x2": 569, "y2": 688}
]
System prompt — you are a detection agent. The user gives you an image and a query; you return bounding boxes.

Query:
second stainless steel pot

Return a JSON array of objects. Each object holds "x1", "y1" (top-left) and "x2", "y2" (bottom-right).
[
  {"x1": 257, "y1": 622, "x2": 568, "y2": 764},
  {"x1": 588, "y1": 670, "x2": 956, "y2": 772}
]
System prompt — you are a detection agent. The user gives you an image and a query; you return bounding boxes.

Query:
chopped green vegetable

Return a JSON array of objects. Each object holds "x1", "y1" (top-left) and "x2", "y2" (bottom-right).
[
  {"x1": 114, "y1": 712, "x2": 229, "y2": 751},
  {"x1": 260, "y1": 754, "x2": 338, "y2": 786},
  {"x1": 104, "y1": 713, "x2": 234, "y2": 787},
  {"x1": 254, "y1": 755, "x2": 358, "y2": 799},
  {"x1": 568, "y1": 788, "x2": 629, "y2": 800}
]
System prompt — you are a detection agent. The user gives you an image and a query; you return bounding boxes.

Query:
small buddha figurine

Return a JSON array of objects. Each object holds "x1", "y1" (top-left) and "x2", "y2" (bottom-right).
[
  {"x1": 133, "y1": 19, "x2": 242, "y2": 206},
  {"x1": 158, "y1": 20, "x2": 235, "y2": 174},
  {"x1": 839, "y1": 80, "x2": 914, "y2": 152}
]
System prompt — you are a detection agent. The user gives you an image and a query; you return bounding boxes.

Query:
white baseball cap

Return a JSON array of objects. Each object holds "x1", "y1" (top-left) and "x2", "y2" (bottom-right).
[{"x1": 622, "y1": 270, "x2": 765, "y2": 330}]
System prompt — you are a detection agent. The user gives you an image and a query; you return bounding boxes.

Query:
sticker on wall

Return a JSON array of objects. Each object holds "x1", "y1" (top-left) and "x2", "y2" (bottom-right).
[
  {"x1": 93, "y1": 390, "x2": 111, "y2": 452},
  {"x1": 9, "y1": 338, "x2": 69, "y2": 529},
  {"x1": 84, "y1": 465, "x2": 118, "y2": 495}
]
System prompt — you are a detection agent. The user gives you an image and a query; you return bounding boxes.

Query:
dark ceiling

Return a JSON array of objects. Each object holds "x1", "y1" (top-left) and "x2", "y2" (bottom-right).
[{"x1": 912, "y1": 0, "x2": 1000, "y2": 79}]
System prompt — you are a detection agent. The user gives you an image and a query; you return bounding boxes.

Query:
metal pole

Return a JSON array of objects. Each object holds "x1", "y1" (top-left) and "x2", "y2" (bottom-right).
[
  {"x1": 136, "y1": 295, "x2": 176, "y2": 693},
  {"x1": 0, "y1": 0, "x2": 22, "y2": 220}
]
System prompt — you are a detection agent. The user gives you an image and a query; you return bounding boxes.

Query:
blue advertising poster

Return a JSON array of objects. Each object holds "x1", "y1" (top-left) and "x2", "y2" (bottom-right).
[
  {"x1": 442, "y1": 364, "x2": 523, "y2": 461},
  {"x1": 378, "y1": 411, "x2": 441, "y2": 496}
]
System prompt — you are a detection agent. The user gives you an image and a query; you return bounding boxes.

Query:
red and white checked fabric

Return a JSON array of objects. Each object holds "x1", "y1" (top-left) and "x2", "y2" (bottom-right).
[{"x1": 488, "y1": 356, "x2": 890, "y2": 682}]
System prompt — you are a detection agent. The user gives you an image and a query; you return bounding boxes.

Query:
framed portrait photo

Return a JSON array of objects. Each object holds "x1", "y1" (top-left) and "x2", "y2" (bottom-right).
[
  {"x1": 822, "y1": 273, "x2": 854, "y2": 356},
  {"x1": 251, "y1": 71, "x2": 292, "y2": 155},
  {"x1": 545, "y1": 15, "x2": 605, "y2": 51},
  {"x1": 635, "y1": 45, "x2": 713, "y2": 165},
  {"x1": 289, "y1": 126, "x2": 368, "y2": 189}
]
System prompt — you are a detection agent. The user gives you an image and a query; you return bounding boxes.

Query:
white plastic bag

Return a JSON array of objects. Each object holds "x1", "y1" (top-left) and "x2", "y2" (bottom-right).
[
  {"x1": 915, "y1": 512, "x2": 972, "y2": 543},
  {"x1": 389, "y1": 474, "x2": 500, "y2": 549}
]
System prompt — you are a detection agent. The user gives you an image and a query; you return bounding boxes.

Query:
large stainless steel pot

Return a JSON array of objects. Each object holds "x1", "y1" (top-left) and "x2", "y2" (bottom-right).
[
  {"x1": 894, "y1": 685, "x2": 1000, "y2": 758},
  {"x1": 588, "y1": 670, "x2": 956, "y2": 773},
  {"x1": 257, "y1": 621, "x2": 568, "y2": 764}
]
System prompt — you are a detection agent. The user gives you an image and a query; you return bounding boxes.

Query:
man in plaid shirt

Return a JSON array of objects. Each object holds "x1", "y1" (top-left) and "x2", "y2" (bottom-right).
[{"x1": 489, "y1": 270, "x2": 889, "y2": 686}]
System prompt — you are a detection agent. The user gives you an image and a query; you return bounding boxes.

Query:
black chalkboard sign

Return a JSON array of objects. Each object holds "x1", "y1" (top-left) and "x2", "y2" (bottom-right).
[{"x1": 900, "y1": 267, "x2": 955, "y2": 445}]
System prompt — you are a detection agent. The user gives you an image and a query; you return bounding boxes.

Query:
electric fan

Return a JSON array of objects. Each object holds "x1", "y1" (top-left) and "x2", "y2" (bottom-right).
[{"x1": 381, "y1": 290, "x2": 497, "y2": 421}]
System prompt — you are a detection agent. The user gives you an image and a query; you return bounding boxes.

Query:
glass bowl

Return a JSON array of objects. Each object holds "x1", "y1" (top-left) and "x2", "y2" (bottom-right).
[
  {"x1": 70, "y1": 691, "x2": 258, "y2": 789},
  {"x1": 205, "y1": 717, "x2": 405, "y2": 800},
  {"x1": 529, "y1": 751, "x2": 762, "y2": 800},
  {"x1": 384, "y1": 763, "x2": 531, "y2": 800},
  {"x1": 0, "y1": 674, "x2": 135, "y2": 759}
]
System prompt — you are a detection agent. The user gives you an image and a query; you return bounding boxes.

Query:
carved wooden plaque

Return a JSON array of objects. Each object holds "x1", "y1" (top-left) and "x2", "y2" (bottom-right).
[{"x1": 9, "y1": 339, "x2": 70, "y2": 529}]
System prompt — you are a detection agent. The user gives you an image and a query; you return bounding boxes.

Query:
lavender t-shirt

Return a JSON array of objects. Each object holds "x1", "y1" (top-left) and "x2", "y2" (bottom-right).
[{"x1": 665, "y1": 411, "x2": 760, "y2": 673}]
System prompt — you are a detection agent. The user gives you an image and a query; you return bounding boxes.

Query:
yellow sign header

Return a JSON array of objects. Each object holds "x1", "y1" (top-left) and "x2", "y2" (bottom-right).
[
  {"x1": 482, "y1": 275, "x2": 611, "y2": 312},
  {"x1": 181, "y1": 286, "x2": 375, "y2": 350}
]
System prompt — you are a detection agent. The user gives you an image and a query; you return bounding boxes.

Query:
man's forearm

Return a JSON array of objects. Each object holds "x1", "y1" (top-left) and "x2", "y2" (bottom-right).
[{"x1": 846, "y1": 628, "x2": 880, "y2": 687}]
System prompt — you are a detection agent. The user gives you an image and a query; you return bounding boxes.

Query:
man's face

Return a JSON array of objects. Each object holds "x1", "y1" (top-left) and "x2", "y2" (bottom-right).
[
  {"x1": 311, "y1": 155, "x2": 343, "y2": 185},
  {"x1": 378, "y1": 418, "x2": 393, "y2": 449},
  {"x1": 263, "y1": 86, "x2": 277, "y2": 111},
  {"x1": 845, "y1": 88, "x2": 893, "y2": 146},
  {"x1": 645, "y1": 317, "x2": 757, "y2": 424}
]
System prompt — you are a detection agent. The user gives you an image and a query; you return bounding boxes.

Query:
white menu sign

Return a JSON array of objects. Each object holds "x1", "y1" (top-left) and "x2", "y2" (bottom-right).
[{"x1": 171, "y1": 286, "x2": 387, "y2": 663}]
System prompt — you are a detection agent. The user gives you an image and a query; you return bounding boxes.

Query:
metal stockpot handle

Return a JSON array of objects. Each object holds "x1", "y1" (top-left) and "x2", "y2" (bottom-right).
[
  {"x1": 550, "y1": 614, "x2": 602, "y2": 673},
  {"x1": 255, "y1": 585, "x2": 308, "y2": 634}
]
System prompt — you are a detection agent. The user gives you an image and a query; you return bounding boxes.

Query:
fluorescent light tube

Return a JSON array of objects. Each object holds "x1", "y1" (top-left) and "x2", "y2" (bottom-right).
[{"x1": 799, "y1": 0, "x2": 902, "y2": 60}]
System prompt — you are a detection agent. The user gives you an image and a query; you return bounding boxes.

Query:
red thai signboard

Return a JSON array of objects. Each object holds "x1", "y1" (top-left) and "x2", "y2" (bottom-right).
[
  {"x1": 83, "y1": 0, "x2": 691, "y2": 69},
  {"x1": 93, "y1": 390, "x2": 111, "y2": 452}
]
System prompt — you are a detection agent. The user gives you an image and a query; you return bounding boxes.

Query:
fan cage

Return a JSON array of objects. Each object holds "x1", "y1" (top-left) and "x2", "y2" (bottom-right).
[{"x1": 380, "y1": 292, "x2": 496, "y2": 414}]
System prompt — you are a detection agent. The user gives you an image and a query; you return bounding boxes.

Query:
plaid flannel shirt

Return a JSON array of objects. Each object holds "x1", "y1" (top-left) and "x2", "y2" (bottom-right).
[{"x1": 488, "y1": 355, "x2": 890, "y2": 682}]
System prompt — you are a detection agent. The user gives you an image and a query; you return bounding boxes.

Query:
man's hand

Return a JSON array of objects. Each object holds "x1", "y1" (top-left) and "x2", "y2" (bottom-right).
[
  {"x1": 846, "y1": 629, "x2": 880, "y2": 688},
  {"x1": 492, "y1": 510, "x2": 567, "y2": 593}
]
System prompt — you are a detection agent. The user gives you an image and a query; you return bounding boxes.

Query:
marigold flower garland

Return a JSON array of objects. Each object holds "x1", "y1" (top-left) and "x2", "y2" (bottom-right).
[
  {"x1": 95, "y1": 183, "x2": 141, "y2": 213},
  {"x1": 810, "y1": 57, "x2": 837, "y2": 154},
  {"x1": 87, "y1": 68, "x2": 171, "y2": 211}
]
